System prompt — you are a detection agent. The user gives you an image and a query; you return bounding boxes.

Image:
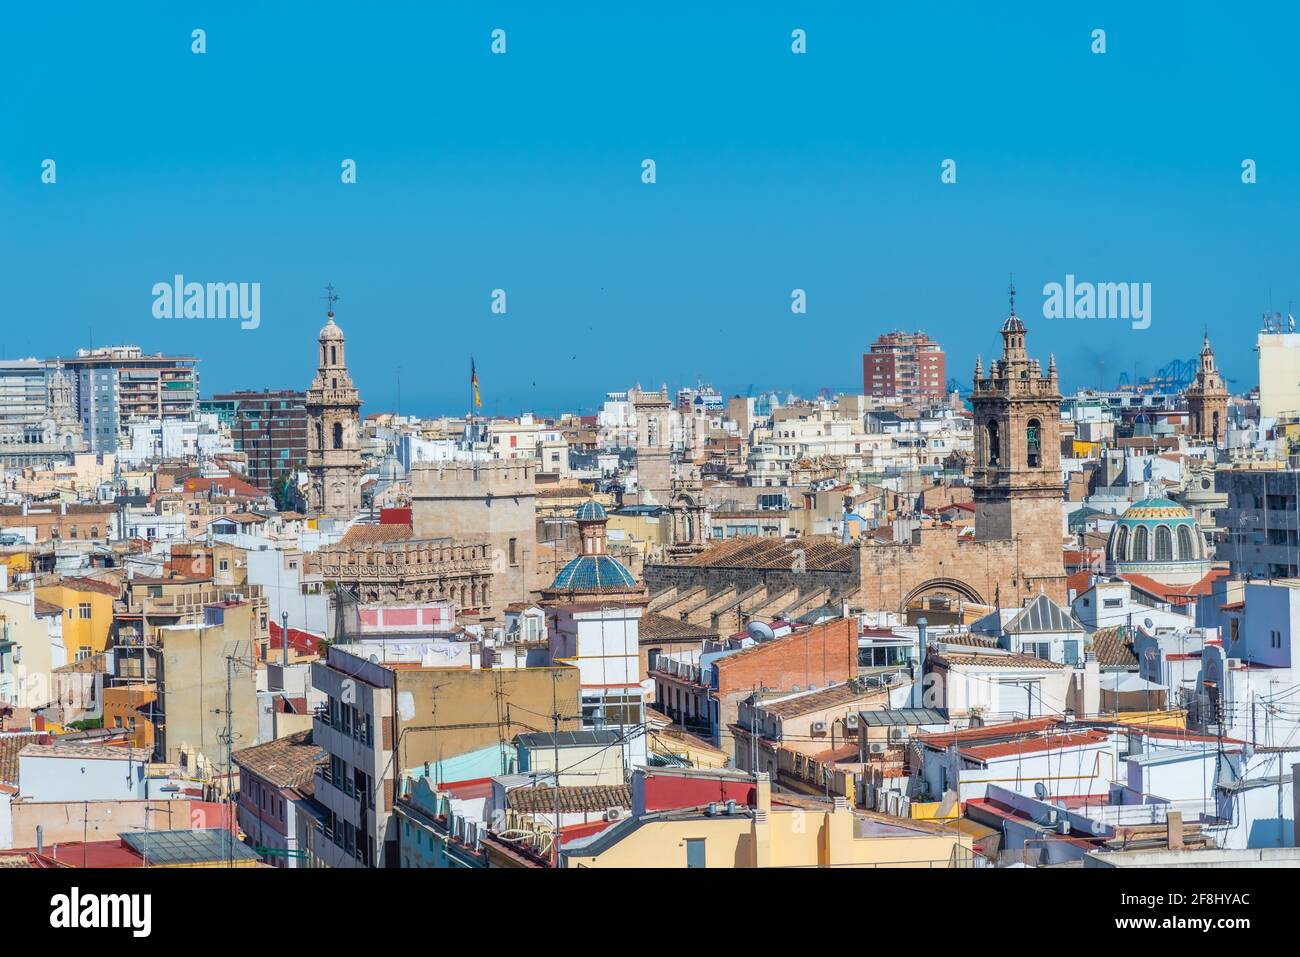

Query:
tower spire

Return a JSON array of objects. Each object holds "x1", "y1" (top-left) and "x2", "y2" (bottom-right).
[{"x1": 1008, "y1": 273, "x2": 1017, "y2": 317}]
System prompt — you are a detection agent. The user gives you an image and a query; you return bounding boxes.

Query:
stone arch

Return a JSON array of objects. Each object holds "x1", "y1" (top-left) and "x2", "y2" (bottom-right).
[
  {"x1": 1114, "y1": 525, "x2": 1129, "y2": 562},
  {"x1": 902, "y1": 577, "x2": 986, "y2": 611}
]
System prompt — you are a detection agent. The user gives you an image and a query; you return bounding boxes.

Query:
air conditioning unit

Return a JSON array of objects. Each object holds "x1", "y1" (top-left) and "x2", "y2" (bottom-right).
[
  {"x1": 604, "y1": 806, "x2": 624, "y2": 822},
  {"x1": 869, "y1": 742, "x2": 887, "y2": 754},
  {"x1": 889, "y1": 728, "x2": 909, "y2": 743},
  {"x1": 810, "y1": 721, "x2": 828, "y2": 734},
  {"x1": 845, "y1": 714, "x2": 860, "y2": 730}
]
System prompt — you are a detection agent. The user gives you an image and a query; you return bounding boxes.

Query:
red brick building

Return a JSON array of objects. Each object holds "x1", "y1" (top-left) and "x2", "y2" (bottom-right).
[
  {"x1": 651, "y1": 618, "x2": 856, "y2": 759},
  {"x1": 862, "y1": 331, "x2": 946, "y2": 401}
]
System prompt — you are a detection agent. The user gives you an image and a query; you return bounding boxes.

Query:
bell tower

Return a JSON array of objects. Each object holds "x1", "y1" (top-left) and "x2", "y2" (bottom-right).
[
  {"x1": 306, "y1": 290, "x2": 363, "y2": 517},
  {"x1": 970, "y1": 282, "x2": 1063, "y2": 546},
  {"x1": 1185, "y1": 334, "x2": 1229, "y2": 445}
]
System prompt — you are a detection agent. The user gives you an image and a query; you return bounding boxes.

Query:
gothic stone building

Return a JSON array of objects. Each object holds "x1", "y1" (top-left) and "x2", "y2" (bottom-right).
[
  {"x1": 310, "y1": 524, "x2": 497, "y2": 611},
  {"x1": 644, "y1": 303, "x2": 1067, "y2": 618}
]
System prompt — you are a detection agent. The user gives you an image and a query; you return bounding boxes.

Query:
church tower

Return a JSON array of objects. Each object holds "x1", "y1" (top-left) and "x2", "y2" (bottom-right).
[
  {"x1": 970, "y1": 284, "x2": 1063, "y2": 554},
  {"x1": 631, "y1": 384, "x2": 673, "y2": 505},
  {"x1": 44, "y1": 366, "x2": 85, "y2": 453},
  {"x1": 1185, "y1": 334, "x2": 1229, "y2": 445},
  {"x1": 306, "y1": 300, "x2": 363, "y2": 517}
]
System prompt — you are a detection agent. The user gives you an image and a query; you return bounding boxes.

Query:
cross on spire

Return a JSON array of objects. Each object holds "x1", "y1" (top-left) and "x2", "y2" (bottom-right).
[
  {"x1": 322, "y1": 283, "x2": 341, "y2": 317},
  {"x1": 1008, "y1": 273, "x2": 1017, "y2": 316}
]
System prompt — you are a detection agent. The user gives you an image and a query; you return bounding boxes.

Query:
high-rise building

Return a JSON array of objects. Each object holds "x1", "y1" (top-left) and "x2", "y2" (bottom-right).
[
  {"x1": 0, "y1": 361, "x2": 86, "y2": 466},
  {"x1": 1257, "y1": 315, "x2": 1300, "y2": 419},
  {"x1": 57, "y1": 346, "x2": 200, "y2": 452},
  {"x1": 862, "y1": 331, "x2": 946, "y2": 401},
  {"x1": 305, "y1": 311, "x2": 363, "y2": 517},
  {"x1": 213, "y1": 390, "x2": 309, "y2": 495}
]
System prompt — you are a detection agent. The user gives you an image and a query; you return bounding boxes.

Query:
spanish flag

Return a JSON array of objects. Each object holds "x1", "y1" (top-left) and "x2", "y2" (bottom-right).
[{"x1": 471, "y1": 359, "x2": 481, "y2": 409}]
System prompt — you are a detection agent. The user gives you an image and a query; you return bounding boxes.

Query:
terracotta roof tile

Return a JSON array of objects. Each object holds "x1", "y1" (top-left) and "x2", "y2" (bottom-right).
[
  {"x1": 507, "y1": 784, "x2": 632, "y2": 814},
  {"x1": 336, "y1": 524, "x2": 413, "y2": 548},
  {"x1": 638, "y1": 612, "x2": 718, "y2": 642},
  {"x1": 1090, "y1": 625, "x2": 1138, "y2": 669},
  {"x1": 231, "y1": 730, "x2": 326, "y2": 789}
]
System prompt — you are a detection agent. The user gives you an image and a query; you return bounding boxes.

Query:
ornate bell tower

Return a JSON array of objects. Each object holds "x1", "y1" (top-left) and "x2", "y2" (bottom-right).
[
  {"x1": 1185, "y1": 334, "x2": 1229, "y2": 445},
  {"x1": 306, "y1": 290, "x2": 363, "y2": 517},
  {"x1": 970, "y1": 282, "x2": 1063, "y2": 545}
]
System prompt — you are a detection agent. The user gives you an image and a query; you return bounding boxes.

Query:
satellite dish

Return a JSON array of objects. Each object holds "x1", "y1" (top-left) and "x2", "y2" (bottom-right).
[
  {"x1": 1033, "y1": 782, "x2": 1048, "y2": 800},
  {"x1": 747, "y1": 621, "x2": 775, "y2": 642}
]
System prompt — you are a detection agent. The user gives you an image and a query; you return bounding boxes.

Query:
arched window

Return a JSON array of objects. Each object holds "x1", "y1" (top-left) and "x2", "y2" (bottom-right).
[
  {"x1": 315, "y1": 422, "x2": 324, "y2": 449},
  {"x1": 1026, "y1": 419, "x2": 1041, "y2": 468},
  {"x1": 986, "y1": 421, "x2": 1000, "y2": 467},
  {"x1": 1154, "y1": 525, "x2": 1173, "y2": 561},
  {"x1": 330, "y1": 345, "x2": 337, "y2": 366},
  {"x1": 1177, "y1": 524, "x2": 1195, "y2": 561},
  {"x1": 1132, "y1": 526, "x2": 1149, "y2": 562},
  {"x1": 333, "y1": 422, "x2": 344, "y2": 450},
  {"x1": 1114, "y1": 525, "x2": 1129, "y2": 561}
]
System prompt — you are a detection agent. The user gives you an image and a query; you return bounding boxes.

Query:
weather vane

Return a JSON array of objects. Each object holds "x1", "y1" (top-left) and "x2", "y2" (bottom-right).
[
  {"x1": 322, "y1": 283, "x2": 341, "y2": 316},
  {"x1": 1008, "y1": 273, "x2": 1016, "y2": 315}
]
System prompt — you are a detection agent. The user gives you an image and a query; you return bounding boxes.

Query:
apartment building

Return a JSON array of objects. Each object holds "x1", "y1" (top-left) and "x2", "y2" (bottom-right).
[
  {"x1": 862, "y1": 331, "x2": 946, "y2": 401},
  {"x1": 58, "y1": 346, "x2": 200, "y2": 453},
  {"x1": 310, "y1": 642, "x2": 580, "y2": 867}
]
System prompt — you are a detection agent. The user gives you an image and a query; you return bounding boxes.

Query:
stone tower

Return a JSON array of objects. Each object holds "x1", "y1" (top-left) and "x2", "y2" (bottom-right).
[
  {"x1": 1185, "y1": 334, "x2": 1229, "y2": 445},
  {"x1": 631, "y1": 384, "x2": 673, "y2": 505},
  {"x1": 409, "y1": 459, "x2": 537, "y2": 615},
  {"x1": 305, "y1": 310, "x2": 363, "y2": 517},
  {"x1": 970, "y1": 289, "x2": 1063, "y2": 553}
]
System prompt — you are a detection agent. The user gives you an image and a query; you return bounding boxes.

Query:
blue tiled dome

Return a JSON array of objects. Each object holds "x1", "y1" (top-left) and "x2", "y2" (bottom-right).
[
  {"x1": 1107, "y1": 496, "x2": 1207, "y2": 569},
  {"x1": 575, "y1": 500, "x2": 608, "y2": 522},
  {"x1": 551, "y1": 555, "x2": 637, "y2": 592}
]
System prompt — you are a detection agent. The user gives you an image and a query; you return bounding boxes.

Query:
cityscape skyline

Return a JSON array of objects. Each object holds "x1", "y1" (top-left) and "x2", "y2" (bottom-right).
[{"x1": 4, "y1": 3, "x2": 1299, "y2": 413}]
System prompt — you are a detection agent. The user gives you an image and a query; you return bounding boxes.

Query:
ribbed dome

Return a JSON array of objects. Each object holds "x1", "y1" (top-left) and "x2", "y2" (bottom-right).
[
  {"x1": 1117, "y1": 497, "x2": 1193, "y2": 523},
  {"x1": 575, "y1": 500, "x2": 608, "y2": 522},
  {"x1": 550, "y1": 554, "x2": 637, "y2": 592},
  {"x1": 1107, "y1": 496, "x2": 1207, "y2": 569}
]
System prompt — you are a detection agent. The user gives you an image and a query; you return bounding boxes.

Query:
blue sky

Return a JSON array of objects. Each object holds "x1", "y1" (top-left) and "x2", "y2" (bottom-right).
[{"x1": 2, "y1": 2, "x2": 1298, "y2": 417}]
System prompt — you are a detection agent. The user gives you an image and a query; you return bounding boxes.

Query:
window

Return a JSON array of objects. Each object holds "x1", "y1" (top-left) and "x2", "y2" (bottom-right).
[
  {"x1": 333, "y1": 422, "x2": 344, "y2": 449},
  {"x1": 1102, "y1": 598, "x2": 1123, "y2": 609},
  {"x1": 1177, "y1": 524, "x2": 1195, "y2": 560},
  {"x1": 986, "y1": 420, "x2": 1000, "y2": 467},
  {"x1": 1026, "y1": 419, "x2": 1041, "y2": 468},
  {"x1": 1132, "y1": 526, "x2": 1149, "y2": 562},
  {"x1": 1154, "y1": 525, "x2": 1173, "y2": 561},
  {"x1": 685, "y1": 838, "x2": 706, "y2": 869},
  {"x1": 78, "y1": 603, "x2": 91, "y2": 619},
  {"x1": 508, "y1": 538, "x2": 517, "y2": 566}
]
